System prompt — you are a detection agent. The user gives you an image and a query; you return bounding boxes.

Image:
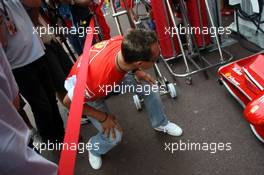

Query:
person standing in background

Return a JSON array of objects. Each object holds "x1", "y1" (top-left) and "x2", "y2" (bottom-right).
[{"x1": 0, "y1": 0, "x2": 65, "y2": 143}]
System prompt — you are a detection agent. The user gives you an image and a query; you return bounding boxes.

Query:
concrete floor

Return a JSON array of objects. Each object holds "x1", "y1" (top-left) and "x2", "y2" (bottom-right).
[
  {"x1": 70, "y1": 45, "x2": 264, "y2": 175},
  {"x1": 26, "y1": 6, "x2": 264, "y2": 175}
]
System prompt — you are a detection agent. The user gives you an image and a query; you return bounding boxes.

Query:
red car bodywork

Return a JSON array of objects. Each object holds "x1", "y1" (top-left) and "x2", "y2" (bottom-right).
[{"x1": 218, "y1": 52, "x2": 264, "y2": 143}]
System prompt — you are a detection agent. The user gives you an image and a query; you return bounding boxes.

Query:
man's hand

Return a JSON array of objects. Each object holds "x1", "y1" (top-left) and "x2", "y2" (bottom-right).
[
  {"x1": 63, "y1": 93, "x2": 122, "y2": 139},
  {"x1": 100, "y1": 114, "x2": 122, "y2": 139},
  {"x1": 135, "y1": 70, "x2": 156, "y2": 85}
]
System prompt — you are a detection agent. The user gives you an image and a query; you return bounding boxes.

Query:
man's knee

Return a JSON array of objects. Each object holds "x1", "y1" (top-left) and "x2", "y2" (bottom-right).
[{"x1": 108, "y1": 129, "x2": 123, "y2": 145}]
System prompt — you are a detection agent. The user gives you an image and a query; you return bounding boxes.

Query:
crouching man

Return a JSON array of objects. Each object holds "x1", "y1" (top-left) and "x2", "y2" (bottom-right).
[{"x1": 63, "y1": 29, "x2": 183, "y2": 170}]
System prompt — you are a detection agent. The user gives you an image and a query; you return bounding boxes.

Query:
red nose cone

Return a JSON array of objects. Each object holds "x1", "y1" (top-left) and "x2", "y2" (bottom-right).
[{"x1": 244, "y1": 94, "x2": 264, "y2": 126}]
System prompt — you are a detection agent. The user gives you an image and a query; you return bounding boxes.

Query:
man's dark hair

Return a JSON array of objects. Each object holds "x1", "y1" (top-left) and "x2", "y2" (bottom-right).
[{"x1": 121, "y1": 29, "x2": 158, "y2": 63}]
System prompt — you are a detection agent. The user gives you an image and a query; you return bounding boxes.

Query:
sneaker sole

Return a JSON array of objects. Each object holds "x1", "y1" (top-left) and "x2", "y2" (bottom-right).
[{"x1": 154, "y1": 128, "x2": 183, "y2": 137}]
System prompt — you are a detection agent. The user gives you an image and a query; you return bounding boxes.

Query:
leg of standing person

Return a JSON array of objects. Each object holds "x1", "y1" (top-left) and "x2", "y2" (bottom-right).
[
  {"x1": 49, "y1": 40, "x2": 73, "y2": 76},
  {"x1": 12, "y1": 56, "x2": 65, "y2": 143},
  {"x1": 44, "y1": 44, "x2": 69, "y2": 104},
  {"x1": 37, "y1": 55, "x2": 65, "y2": 142}
]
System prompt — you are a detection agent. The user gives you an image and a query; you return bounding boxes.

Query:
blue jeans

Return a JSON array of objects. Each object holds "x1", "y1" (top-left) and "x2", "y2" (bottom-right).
[{"x1": 87, "y1": 73, "x2": 169, "y2": 156}]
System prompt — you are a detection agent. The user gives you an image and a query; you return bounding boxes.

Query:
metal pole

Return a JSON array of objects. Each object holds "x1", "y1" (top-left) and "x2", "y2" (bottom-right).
[
  {"x1": 161, "y1": 0, "x2": 177, "y2": 57},
  {"x1": 197, "y1": 0, "x2": 206, "y2": 48},
  {"x1": 165, "y1": 0, "x2": 191, "y2": 73},
  {"x1": 204, "y1": 0, "x2": 224, "y2": 62},
  {"x1": 111, "y1": 0, "x2": 124, "y2": 35}
]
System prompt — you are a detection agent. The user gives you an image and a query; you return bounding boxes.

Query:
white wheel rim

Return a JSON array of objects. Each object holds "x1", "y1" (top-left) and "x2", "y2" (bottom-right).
[
  {"x1": 250, "y1": 124, "x2": 264, "y2": 144},
  {"x1": 168, "y1": 83, "x2": 177, "y2": 98}
]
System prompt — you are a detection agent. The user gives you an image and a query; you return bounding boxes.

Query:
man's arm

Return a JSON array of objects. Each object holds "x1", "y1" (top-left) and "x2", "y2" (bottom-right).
[
  {"x1": 63, "y1": 93, "x2": 122, "y2": 138},
  {"x1": 21, "y1": 0, "x2": 41, "y2": 7}
]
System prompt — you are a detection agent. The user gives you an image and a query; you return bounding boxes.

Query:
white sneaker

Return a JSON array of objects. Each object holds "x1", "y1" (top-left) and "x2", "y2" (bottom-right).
[
  {"x1": 154, "y1": 121, "x2": 183, "y2": 136},
  {"x1": 88, "y1": 139, "x2": 102, "y2": 170}
]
